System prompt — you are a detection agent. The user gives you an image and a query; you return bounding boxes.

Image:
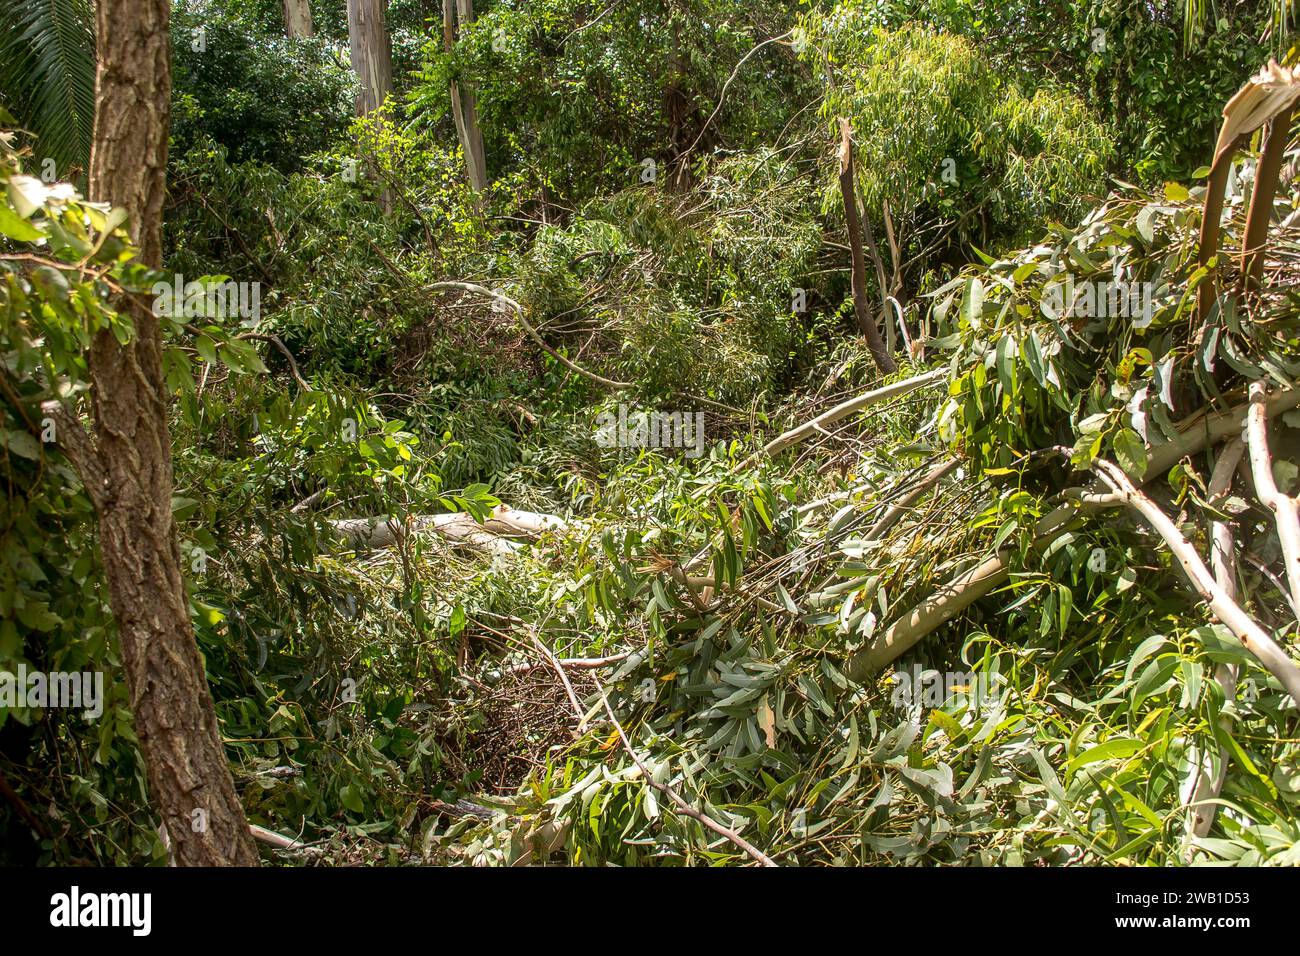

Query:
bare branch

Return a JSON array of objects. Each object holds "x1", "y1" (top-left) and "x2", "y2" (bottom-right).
[
  {"x1": 1091, "y1": 457, "x2": 1300, "y2": 703},
  {"x1": 1186, "y1": 437, "x2": 1246, "y2": 847},
  {"x1": 763, "y1": 369, "x2": 945, "y2": 456},
  {"x1": 1246, "y1": 381, "x2": 1300, "y2": 613}
]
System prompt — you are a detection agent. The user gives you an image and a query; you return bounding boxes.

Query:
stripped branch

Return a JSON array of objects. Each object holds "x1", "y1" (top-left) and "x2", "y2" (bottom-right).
[
  {"x1": 1246, "y1": 381, "x2": 1300, "y2": 612},
  {"x1": 1185, "y1": 437, "x2": 1246, "y2": 848},
  {"x1": 530, "y1": 630, "x2": 587, "y2": 734},
  {"x1": 763, "y1": 369, "x2": 945, "y2": 456},
  {"x1": 1091, "y1": 457, "x2": 1300, "y2": 702}
]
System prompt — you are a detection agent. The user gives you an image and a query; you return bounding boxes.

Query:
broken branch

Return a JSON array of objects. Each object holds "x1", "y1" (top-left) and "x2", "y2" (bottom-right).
[{"x1": 1091, "y1": 456, "x2": 1300, "y2": 702}]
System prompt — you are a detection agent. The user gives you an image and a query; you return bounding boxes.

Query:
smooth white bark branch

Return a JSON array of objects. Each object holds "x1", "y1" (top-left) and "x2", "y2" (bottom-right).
[
  {"x1": 847, "y1": 383, "x2": 1300, "y2": 678},
  {"x1": 1246, "y1": 381, "x2": 1300, "y2": 614},
  {"x1": 1186, "y1": 438, "x2": 1246, "y2": 847},
  {"x1": 763, "y1": 369, "x2": 946, "y2": 456},
  {"x1": 1091, "y1": 457, "x2": 1300, "y2": 703}
]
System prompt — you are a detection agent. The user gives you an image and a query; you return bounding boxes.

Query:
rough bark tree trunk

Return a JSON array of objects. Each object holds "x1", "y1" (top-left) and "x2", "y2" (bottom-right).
[
  {"x1": 283, "y1": 0, "x2": 314, "y2": 38},
  {"x1": 837, "y1": 118, "x2": 895, "y2": 375},
  {"x1": 86, "y1": 0, "x2": 258, "y2": 866},
  {"x1": 347, "y1": 0, "x2": 394, "y2": 116},
  {"x1": 443, "y1": 0, "x2": 487, "y2": 192}
]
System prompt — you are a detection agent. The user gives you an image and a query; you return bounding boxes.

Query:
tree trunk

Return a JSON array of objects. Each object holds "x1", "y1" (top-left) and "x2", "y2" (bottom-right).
[
  {"x1": 347, "y1": 0, "x2": 394, "y2": 116},
  {"x1": 87, "y1": 0, "x2": 258, "y2": 865},
  {"x1": 664, "y1": 18, "x2": 694, "y2": 192},
  {"x1": 443, "y1": 0, "x2": 487, "y2": 192},
  {"x1": 283, "y1": 0, "x2": 314, "y2": 38},
  {"x1": 837, "y1": 118, "x2": 895, "y2": 375}
]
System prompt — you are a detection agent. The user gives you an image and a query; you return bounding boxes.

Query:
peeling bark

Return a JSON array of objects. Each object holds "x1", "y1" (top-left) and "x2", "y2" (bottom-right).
[
  {"x1": 347, "y1": 0, "x2": 394, "y2": 116},
  {"x1": 283, "y1": 0, "x2": 314, "y2": 38}
]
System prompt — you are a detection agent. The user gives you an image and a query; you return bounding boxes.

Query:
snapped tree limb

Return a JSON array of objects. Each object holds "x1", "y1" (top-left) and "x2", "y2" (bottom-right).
[
  {"x1": 329, "y1": 505, "x2": 565, "y2": 557},
  {"x1": 847, "y1": 382, "x2": 1300, "y2": 679},
  {"x1": 1246, "y1": 381, "x2": 1300, "y2": 613},
  {"x1": 1090, "y1": 457, "x2": 1300, "y2": 703},
  {"x1": 837, "y1": 117, "x2": 896, "y2": 375}
]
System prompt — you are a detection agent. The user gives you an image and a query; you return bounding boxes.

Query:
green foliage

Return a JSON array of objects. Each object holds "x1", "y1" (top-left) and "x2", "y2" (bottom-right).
[
  {"x1": 410, "y1": 0, "x2": 812, "y2": 206},
  {"x1": 0, "y1": 0, "x2": 95, "y2": 177},
  {"x1": 803, "y1": 16, "x2": 1114, "y2": 262},
  {"x1": 5, "y1": 0, "x2": 1299, "y2": 869},
  {"x1": 843, "y1": 0, "x2": 1272, "y2": 184},
  {"x1": 512, "y1": 150, "x2": 823, "y2": 404},
  {"x1": 171, "y1": 4, "x2": 355, "y2": 172},
  {"x1": 929, "y1": 169, "x2": 1298, "y2": 476}
]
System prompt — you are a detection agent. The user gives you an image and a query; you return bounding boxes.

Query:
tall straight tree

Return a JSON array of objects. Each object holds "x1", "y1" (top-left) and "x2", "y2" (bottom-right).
[
  {"x1": 283, "y1": 0, "x2": 314, "y2": 38},
  {"x1": 442, "y1": 0, "x2": 487, "y2": 191},
  {"x1": 73, "y1": 0, "x2": 259, "y2": 866},
  {"x1": 347, "y1": 0, "x2": 394, "y2": 116}
]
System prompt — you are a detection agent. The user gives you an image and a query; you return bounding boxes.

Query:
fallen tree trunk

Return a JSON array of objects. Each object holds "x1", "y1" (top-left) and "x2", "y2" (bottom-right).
[
  {"x1": 329, "y1": 505, "x2": 565, "y2": 556},
  {"x1": 847, "y1": 383, "x2": 1300, "y2": 679}
]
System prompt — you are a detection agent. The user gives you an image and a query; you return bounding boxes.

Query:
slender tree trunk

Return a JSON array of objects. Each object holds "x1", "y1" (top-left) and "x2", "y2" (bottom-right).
[
  {"x1": 837, "y1": 118, "x2": 895, "y2": 375},
  {"x1": 283, "y1": 0, "x2": 314, "y2": 38},
  {"x1": 347, "y1": 0, "x2": 394, "y2": 116},
  {"x1": 861, "y1": 213, "x2": 895, "y2": 354},
  {"x1": 347, "y1": 0, "x2": 395, "y2": 212},
  {"x1": 443, "y1": 0, "x2": 487, "y2": 191},
  {"x1": 443, "y1": 0, "x2": 471, "y2": 180},
  {"x1": 86, "y1": 0, "x2": 257, "y2": 866}
]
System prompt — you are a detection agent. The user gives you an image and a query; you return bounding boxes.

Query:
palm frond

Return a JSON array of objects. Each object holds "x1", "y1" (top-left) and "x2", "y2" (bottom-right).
[{"x1": 0, "y1": 0, "x2": 95, "y2": 176}]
